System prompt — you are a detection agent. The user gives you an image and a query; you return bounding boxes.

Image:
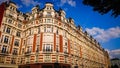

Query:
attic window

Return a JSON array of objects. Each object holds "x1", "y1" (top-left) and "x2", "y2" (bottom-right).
[
  {"x1": 47, "y1": 7, "x2": 49, "y2": 10},
  {"x1": 9, "y1": 6, "x2": 15, "y2": 11},
  {"x1": 10, "y1": 6, "x2": 12, "y2": 9}
]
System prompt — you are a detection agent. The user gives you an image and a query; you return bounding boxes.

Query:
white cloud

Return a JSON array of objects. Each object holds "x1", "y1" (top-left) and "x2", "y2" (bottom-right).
[
  {"x1": 106, "y1": 49, "x2": 120, "y2": 59},
  {"x1": 21, "y1": 0, "x2": 40, "y2": 7},
  {"x1": 59, "y1": 0, "x2": 76, "y2": 7},
  {"x1": 17, "y1": 4, "x2": 23, "y2": 9},
  {"x1": 68, "y1": 0, "x2": 76, "y2": 7},
  {"x1": 85, "y1": 26, "x2": 120, "y2": 42}
]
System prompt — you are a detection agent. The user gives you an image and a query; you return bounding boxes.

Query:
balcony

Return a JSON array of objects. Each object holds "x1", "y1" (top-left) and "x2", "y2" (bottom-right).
[
  {"x1": 43, "y1": 49, "x2": 53, "y2": 54},
  {"x1": 0, "y1": 50, "x2": 9, "y2": 56},
  {"x1": 12, "y1": 52, "x2": 18, "y2": 55},
  {"x1": 24, "y1": 51, "x2": 31, "y2": 56},
  {"x1": 46, "y1": 15, "x2": 52, "y2": 18}
]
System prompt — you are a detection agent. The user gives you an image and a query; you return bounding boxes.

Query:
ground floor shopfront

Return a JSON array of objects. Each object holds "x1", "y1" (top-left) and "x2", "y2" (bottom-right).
[{"x1": 18, "y1": 63, "x2": 72, "y2": 68}]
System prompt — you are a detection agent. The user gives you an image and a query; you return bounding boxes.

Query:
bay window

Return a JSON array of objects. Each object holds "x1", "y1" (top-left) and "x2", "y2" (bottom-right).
[{"x1": 43, "y1": 44, "x2": 52, "y2": 52}]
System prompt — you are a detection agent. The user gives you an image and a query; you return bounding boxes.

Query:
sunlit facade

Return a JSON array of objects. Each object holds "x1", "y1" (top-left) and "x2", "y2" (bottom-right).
[{"x1": 0, "y1": 2, "x2": 110, "y2": 68}]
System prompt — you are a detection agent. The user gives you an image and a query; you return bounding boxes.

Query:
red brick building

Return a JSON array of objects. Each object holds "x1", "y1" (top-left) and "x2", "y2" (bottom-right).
[{"x1": 0, "y1": 2, "x2": 110, "y2": 68}]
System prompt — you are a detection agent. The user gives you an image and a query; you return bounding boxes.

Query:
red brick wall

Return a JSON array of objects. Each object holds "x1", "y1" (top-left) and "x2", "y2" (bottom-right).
[
  {"x1": 40, "y1": 33, "x2": 43, "y2": 51},
  {"x1": 10, "y1": 36, "x2": 14, "y2": 53},
  {"x1": 19, "y1": 38, "x2": 23, "y2": 55},
  {"x1": 54, "y1": 33, "x2": 56, "y2": 51},
  {"x1": 33, "y1": 34, "x2": 37, "y2": 52},
  {"x1": 59, "y1": 35, "x2": 63, "y2": 52}
]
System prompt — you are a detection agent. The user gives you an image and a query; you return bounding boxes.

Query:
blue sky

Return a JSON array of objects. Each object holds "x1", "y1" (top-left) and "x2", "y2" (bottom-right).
[{"x1": 1, "y1": 0, "x2": 120, "y2": 59}]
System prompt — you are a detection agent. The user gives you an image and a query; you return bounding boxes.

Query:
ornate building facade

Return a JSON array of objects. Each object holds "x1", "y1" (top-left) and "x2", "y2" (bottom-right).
[{"x1": 0, "y1": 2, "x2": 110, "y2": 68}]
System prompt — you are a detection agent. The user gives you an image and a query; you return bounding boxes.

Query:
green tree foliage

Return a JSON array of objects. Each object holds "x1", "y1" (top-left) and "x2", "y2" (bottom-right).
[{"x1": 83, "y1": 0, "x2": 120, "y2": 17}]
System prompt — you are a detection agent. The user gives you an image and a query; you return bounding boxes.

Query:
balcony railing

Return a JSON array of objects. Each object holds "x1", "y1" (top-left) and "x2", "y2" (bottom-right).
[
  {"x1": 12, "y1": 52, "x2": 18, "y2": 55},
  {"x1": 24, "y1": 51, "x2": 31, "y2": 56},
  {"x1": 46, "y1": 15, "x2": 52, "y2": 18},
  {"x1": 0, "y1": 50, "x2": 9, "y2": 56},
  {"x1": 43, "y1": 49, "x2": 53, "y2": 53}
]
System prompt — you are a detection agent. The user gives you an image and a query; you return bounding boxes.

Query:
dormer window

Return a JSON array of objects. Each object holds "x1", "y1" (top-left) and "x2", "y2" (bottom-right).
[
  {"x1": 47, "y1": 7, "x2": 49, "y2": 10},
  {"x1": 10, "y1": 6, "x2": 12, "y2": 9},
  {"x1": 9, "y1": 6, "x2": 15, "y2": 11}
]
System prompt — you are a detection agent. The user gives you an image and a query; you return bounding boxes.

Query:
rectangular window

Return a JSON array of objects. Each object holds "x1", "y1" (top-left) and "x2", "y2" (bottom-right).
[
  {"x1": 4, "y1": 36, "x2": 9, "y2": 44},
  {"x1": 27, "y1": 37, "x2": 33, "y2": 45},
  {"x1": 3, "y1": 26, "x2": 6, "y2": 32},
  {"x1": 46, "y1": 12, "x2": 52, "y2": 17},
  {"x1": 1, "y1": 45, "x2": 7, "y2": 53},
  {"x1": 6, "y1": 27, "x2": 11, "y2": 34},
  {"x1": 16, "y1": 31, "x2": 21, "y2": 37},
  {"x1": 64, "y1": 42, "x2": 68, "y2": 53},
  {"x1": 14, "y1": 39, "x2": 19, "y2": 46},
  {"x1": 43, "y1": 44, "x2": 52, "y2": 52},
  {"x1": 18, "y1": 23, "x2": 22, "y2": 28},
  {"x1": 46, "y1": 26, "x2": 51, "y2": 32},
  {"x1": 36, "y1": 45, "x2": 39, "y2": 52},
  {"x1": 46, "y1": 19, "x2": 51, "y2": 23},
  {"x1": 12, "y1": 48, "x2": 18, "y2": 55},
  {"x1": 7, "y1": 18, "x2": 12, "y2": 23},
  {"x1": 44, "y1": 26, "x2": 53, "y2": 32},
  {"x1": 26, "y1": 46, "x2": 32, "y2": 53}
]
